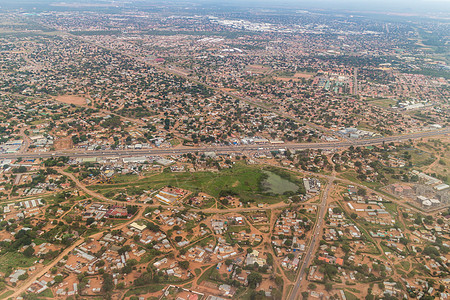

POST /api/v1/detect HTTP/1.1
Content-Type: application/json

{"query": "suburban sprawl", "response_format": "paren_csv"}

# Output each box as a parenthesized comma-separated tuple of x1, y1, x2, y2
(0, 1, 449, 300)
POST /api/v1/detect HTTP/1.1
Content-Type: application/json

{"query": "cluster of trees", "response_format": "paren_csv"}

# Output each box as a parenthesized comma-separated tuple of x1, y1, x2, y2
(43, 156, 69, 167)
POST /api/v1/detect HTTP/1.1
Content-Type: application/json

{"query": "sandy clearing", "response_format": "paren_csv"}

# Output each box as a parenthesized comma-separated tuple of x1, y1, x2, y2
(54, 95, 87, 106)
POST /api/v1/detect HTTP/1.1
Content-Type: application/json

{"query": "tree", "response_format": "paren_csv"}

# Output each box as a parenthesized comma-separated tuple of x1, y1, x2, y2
(102, 273, 114, 293)
(342, 244, 350, 253)
(18, 273, 29, 281)
(54, 275, 64, 283)
(274, 276, 283, 287)
(284, 239, 293, 247)
(116, 282, 125, 289)
(147, 222, 160, 232)
(118, 245, 131, 255)
(179, 261, 190, 270)
(332, 207, 342, 214)
(324, 264, 338, 277)
(325, 282, 333, 291)
(23, 246, 35, 257)
(96, 260, 105, 267)
(247, 272, 262, 288)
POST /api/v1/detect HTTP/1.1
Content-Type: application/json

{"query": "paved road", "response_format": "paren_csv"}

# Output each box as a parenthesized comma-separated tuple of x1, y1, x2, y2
(0, 128, 448, 160)
(288, 178, 334, 300)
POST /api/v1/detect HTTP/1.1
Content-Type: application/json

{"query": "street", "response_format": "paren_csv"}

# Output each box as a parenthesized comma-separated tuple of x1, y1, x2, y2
(0, 128, 448, 160)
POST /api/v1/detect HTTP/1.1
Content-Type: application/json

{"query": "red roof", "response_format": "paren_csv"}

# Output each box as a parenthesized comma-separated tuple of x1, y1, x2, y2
(318, 256, 330, 263)
(189, 294, 198, 300)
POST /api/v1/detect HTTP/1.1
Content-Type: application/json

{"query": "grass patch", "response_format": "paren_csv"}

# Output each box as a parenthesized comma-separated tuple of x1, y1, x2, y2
(344, 290, 359, 300)
(184, 283, 192, 289)
(170, 139, 181, 146)
(197, 265, 216, 284)
(400, 260, 410, 271)
(339, 170, 383, 190)
(286, 284, 294, 299)
(0, 252, 37, 273)
(403, 148, 435, 167)
(368, 98, 396, 108)
(90, 163, 290, 204)
(124, 284, 165, 297)
(112, 174, 140, 183)
(38, 288, 54, 298)
(346, 288, 361, 293)
(33, 238, 46, 245)
(284, 270, 297, 282)
(0, 290, 13, 299)
(228, 225, 251, 233)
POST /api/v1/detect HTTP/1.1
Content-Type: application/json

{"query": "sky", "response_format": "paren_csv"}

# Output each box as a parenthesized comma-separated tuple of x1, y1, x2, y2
(210, 0, 450, 13)
(2, 0, 449, 13)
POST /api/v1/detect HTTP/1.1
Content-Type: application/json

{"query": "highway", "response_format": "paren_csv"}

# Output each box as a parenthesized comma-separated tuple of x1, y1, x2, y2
(0, 128, 448, 160)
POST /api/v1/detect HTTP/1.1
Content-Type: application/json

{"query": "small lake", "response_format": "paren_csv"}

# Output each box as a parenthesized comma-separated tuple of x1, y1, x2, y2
(262, 170, 299, 194)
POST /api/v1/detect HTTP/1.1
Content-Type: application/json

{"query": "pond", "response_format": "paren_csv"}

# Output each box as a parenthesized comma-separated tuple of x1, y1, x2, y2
(261, 170, 299, 194)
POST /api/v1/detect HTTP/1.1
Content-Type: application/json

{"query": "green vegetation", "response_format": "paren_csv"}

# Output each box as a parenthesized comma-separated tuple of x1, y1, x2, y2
(197, 265, 216, 284)
(403, 148, 435, 167)
(368, 98, 397, 108)
(0, 290, 14, 299)
(124, 284, 165, 297)
(70, 30, 122, 36)
(143, 29, 258, 39)
(38, 288, 54, 298)
(112, 174, 140, 183)
(344, 290, 359, 300)
(0, 252, 36, 274)
(340, 170, 383, 189)
(91, 163, 294, 204)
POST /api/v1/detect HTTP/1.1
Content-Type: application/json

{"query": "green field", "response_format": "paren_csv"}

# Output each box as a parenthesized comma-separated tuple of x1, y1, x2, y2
(112, 174, 140, 183)
(124, 284, 165, 297)
(340, 170, 383, 189)
(0, 290, 13, 299)
(344, 290, 359, 300)
(38, 288, 54, 298)
(404, 148, 435, 167)
(368, 98, 397, 108)
(400, 260, 411, 271)
(0, 252, 37, 273)
(90, 163, 292, 204)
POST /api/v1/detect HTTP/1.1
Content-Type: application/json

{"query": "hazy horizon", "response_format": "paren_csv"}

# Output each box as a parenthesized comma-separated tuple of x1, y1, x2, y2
(1, 0, 449, 14)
